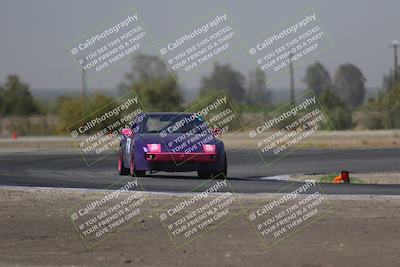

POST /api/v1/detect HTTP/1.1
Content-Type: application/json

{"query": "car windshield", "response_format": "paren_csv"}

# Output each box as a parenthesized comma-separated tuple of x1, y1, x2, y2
(143, 114, 206, 134)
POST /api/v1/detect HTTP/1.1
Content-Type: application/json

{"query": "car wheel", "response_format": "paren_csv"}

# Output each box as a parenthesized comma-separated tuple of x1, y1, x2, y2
(118, 149, 130, 175)
(130, 156, 145, 177)
(198, 155, 228, 179)
(212, 154, 228, 179)
(221, 154, 227, 178)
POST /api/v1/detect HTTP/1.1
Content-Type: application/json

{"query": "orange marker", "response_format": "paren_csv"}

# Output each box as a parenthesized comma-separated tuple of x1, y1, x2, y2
(333, 171, 350, 184)
(333, 174, 342, 184)
(11, 131, 17, 140)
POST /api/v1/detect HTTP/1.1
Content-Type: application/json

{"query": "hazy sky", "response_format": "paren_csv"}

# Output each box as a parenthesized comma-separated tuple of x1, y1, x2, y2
(0, 0, 399, 92)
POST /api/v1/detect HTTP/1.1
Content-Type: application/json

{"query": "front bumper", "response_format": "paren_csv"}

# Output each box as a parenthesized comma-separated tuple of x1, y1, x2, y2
(144, 152, 218, 162)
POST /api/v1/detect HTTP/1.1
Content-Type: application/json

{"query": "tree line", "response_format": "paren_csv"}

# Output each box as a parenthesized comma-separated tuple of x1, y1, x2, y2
(0, 54, 399, 135)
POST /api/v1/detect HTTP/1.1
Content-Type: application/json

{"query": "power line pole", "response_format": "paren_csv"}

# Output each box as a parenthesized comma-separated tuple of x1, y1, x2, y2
(389, 40, 399, 84)
(80, 58, 88, 115)
(289, 52, 295, 102)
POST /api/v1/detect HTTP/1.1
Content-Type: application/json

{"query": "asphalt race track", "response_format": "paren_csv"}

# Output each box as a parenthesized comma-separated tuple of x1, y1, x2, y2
(1, 148, 400, 195)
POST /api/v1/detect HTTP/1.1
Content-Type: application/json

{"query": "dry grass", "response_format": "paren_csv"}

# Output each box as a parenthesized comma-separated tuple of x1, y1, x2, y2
(1, 130, 400, 152)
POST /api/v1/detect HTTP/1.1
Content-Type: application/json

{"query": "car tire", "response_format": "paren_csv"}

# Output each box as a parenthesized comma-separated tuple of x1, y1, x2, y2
(198, 154, 228, 179)
(221, 154, 227, 178)
(118, 149, 130, 175)
(130, 156, 145, 177)
(212, 154, 228, 179)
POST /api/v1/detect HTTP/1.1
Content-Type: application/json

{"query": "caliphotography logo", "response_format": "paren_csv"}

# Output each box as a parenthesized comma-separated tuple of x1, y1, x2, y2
(1, 1, 400, 267)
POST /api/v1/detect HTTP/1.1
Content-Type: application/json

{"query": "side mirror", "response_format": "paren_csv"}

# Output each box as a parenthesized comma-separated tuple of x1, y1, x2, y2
(121, 128, 133, 138)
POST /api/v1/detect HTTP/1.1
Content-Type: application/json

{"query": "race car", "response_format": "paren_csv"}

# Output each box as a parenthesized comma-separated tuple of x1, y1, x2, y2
(118, 112, 227, 178)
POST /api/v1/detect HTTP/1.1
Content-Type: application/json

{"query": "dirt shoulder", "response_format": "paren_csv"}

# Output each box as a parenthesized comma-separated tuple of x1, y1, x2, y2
(1, 130, 400, 152)
(0, 187, 399, 267)
(291, 172, 400, 184)
(220, 130, 400, 150)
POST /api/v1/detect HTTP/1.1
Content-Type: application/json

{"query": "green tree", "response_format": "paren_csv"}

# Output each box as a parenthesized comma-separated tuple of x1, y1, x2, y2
(303, 62, 332, 97)
(382, 66, 400, 91)
(246, 69, 270, 106)
(319, 90, 352, 130)
(333, 64, 366, 107)
(0, 86, 4, 111)
(55, 96, 85, 133)
(56, 93, 116, 134)
(380, 84, 400, 128)
(132, 76, 183, 111)
(0, 75, 39, 115)
(200, 62, 245, 103)
(119, 54, 183, 111)
(120, 54, 170, 90)
(366, 83, 400, 129)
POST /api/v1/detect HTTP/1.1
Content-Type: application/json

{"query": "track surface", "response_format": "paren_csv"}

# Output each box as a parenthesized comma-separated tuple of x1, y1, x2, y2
(1, 148, 400, 195)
